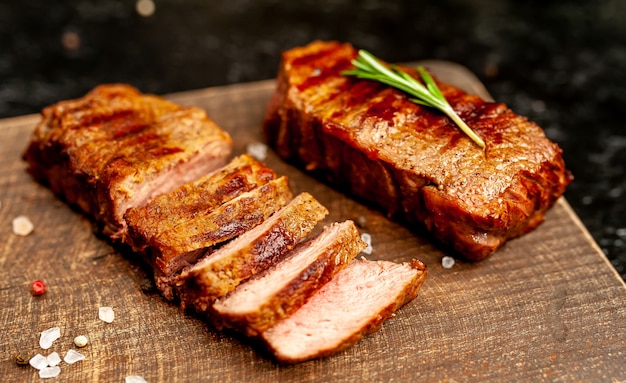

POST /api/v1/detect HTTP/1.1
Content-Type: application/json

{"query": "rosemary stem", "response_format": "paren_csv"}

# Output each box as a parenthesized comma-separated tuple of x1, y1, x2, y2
(443, 107, 486, 149)
(343, 49, 487, 150)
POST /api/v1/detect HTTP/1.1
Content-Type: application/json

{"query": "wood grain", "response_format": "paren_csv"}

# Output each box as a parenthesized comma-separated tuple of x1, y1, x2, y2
(1, 62, 625, 383)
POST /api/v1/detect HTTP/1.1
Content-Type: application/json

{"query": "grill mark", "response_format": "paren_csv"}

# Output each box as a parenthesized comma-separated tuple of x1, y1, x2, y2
(363, 93, 397, 126)
(296, 60, 353, 92)
(291, 45, 349, 67)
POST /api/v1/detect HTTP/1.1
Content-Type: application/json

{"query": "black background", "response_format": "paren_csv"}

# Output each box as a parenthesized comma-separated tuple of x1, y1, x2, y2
(2, 0, 625, 279)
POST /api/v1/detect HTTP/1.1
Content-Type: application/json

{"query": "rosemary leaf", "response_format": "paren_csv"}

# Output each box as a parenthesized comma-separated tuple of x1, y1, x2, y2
(342, 49, 486, 149)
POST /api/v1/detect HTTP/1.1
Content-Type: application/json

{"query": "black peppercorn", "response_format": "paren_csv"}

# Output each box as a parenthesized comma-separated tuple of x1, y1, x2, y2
(14, 352, 30, 366)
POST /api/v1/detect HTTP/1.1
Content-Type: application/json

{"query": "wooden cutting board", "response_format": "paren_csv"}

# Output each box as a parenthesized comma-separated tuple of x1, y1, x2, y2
(1, 61, 625, 383)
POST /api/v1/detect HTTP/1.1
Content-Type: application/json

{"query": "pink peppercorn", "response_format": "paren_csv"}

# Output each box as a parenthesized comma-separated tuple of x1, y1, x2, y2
(30, 280, 46, 296)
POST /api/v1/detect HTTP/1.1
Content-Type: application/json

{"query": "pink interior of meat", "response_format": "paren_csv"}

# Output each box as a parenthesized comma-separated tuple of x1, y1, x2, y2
(116, 140, 231, 221)
(188, 193, 305, 275)
(262, 259, 417, 358)
(214, 222, 347, 314)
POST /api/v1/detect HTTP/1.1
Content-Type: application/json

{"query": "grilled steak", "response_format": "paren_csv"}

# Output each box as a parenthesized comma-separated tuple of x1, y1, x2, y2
(124, 154, 277, 254)
(132, 176, 294, 299)
(261, 258, 427, 364)
(24, 84, 232, 238)
(263, 41, 572, 260)
(212, 220, 365, 336)
(176, 192, 328, 312)
(25, 81, 430, 364)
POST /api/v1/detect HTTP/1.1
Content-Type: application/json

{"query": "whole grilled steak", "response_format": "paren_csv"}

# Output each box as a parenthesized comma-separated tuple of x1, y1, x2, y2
(176, 192, 329, 312)
(213, 220, 365, 336)
(263, 41, 572, 260)
(24, 84, 232, 238)
(261, 258, 427, 364)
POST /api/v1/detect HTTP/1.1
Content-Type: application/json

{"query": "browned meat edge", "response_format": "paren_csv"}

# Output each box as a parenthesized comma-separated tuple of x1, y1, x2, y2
(176, 192, 329, 312)
(212, 220, 366, 336)
(23, 84, 233, 238)
(124, 154, 277, 254)
(149, 176, 294, 300)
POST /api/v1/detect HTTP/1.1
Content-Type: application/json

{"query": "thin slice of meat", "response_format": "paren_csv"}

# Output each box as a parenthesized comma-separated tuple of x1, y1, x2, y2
(23, 84, 232, 238)
(263, 41, 572, 260)
(145, 176, 294, 300)
(124, 154, 277, 253)
(176, 192, 329, 312)
(261, 258, 427, 364)
(212, 220, 366, 336)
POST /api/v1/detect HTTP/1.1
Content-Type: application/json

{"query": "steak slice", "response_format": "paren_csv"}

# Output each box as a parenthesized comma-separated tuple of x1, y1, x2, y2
(212, 220, 365, 336)
(23, 84, 232, 238)
(176, 192, 329, 312)
(142, 176, 293, 300)
(263, 40, 572, 260)
(124, 154, 277, 254)
(261, 258, 427, 364)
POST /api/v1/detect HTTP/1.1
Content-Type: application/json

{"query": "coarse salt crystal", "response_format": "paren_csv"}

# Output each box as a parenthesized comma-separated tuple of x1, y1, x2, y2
(46, 352, 61, 366)
(64, 349, 86, 364)
(39, 365, 61, 379)
(29, 353, 48, 370)
(246, 142, 268, 161)
(126, 375, 148, 383)
(442, 256, 455, 269)
(99, 306, 115, 323)
(39, 327, 61, 349)
(360, 233, 373, 255)
(12, 215, 34, 236)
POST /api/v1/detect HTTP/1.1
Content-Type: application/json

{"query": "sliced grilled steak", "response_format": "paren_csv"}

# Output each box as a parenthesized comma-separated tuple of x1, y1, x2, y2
(25, 81, 430, 365)
(261, 258, 427, 364)
(139, 176, 294, 299)
(263, 41, 572, 260)
(124, 154, 277, 253)
(176, 192, 329, 312)
(212, 220, 365, 336)
(24, 84, 232, 238)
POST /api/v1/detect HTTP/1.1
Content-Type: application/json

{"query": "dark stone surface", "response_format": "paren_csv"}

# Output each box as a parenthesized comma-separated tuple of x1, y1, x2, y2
(2, 0, 625, 279)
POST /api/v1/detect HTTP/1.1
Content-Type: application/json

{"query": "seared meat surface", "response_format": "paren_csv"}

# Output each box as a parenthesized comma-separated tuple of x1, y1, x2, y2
(212, 220, 365, 336)
(176, 192, 328, 312)
(261, 258, 427, 364)
(24, 84, 232, 237)
(124, 154, 277, 254)
(263, 41, 572, 260)
(131, 176, 294, 300)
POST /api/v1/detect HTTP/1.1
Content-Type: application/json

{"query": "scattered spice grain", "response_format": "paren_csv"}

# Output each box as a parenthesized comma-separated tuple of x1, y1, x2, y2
(442, 256, 455, 269)
(30, 279, 46, 296)
(39, 327, 61, 350)
(98, 306, 115, 323)
(73, 335, 88, 348)
(360, 233, 373, 255)
(29, 353, 48, 370)
(14, 352, 30, 365)
(46, 352, 61, 367)
(126, 375, 148, 383)
(39, 365, 61, 379)
(12, 215, 34, 236)
(63, 349, 85, 364)
(246, 142, 268, 161)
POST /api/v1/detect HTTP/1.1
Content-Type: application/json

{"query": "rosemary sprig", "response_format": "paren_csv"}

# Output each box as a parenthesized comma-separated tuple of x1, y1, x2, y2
(342, 49, 486, 149)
